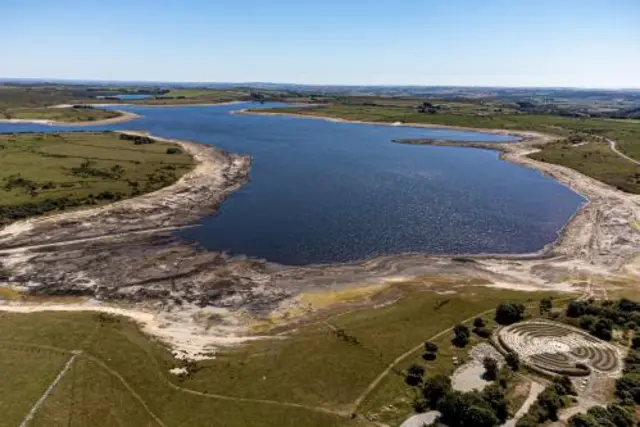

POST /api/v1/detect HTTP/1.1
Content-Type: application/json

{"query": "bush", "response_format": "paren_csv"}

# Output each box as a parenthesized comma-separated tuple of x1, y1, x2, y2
(405, 364, 425, 386)
(505, 352, 520, 371)
(474, 317, 486, 328)
(452, 324, 470, 347)
(483, 357, 499, 381)
(422, 352, 437, 361)
(495, 303, 525, 325)
(166, 147, 182, 154)
(473, 326, 492, 338)
(424, 341, 439, 353)
(539, 297, 553, 314)
(422, 374, 452, 409)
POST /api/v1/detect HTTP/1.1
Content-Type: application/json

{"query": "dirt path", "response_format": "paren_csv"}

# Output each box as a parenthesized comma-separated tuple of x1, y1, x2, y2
(501, 380, 544, 427)
(352, 307, 498, 411)
(353, 296, 575, 414)
(19, 352, 79, 427)
(606, 138, 640, 166)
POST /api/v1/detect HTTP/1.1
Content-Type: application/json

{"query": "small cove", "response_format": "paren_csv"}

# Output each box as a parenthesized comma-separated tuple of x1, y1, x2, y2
(0, 102, 585, 265)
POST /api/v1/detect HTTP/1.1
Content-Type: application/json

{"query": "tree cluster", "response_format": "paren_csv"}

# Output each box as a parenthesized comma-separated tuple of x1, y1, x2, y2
(423, 341, 438, 361)
(473, 317, 493, 338)
(566, 298, 640, 341)
(568, 404, 635, 427)
(616, 345, 640, 404)
(515, 376, 576, 427)
(417, 374, 509, 427)
(119, 134, 156, 145)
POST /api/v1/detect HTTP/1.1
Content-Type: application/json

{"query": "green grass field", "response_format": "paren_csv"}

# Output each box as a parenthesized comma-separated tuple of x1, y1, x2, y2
(2, 107, 121, 122)
(126, 89, 249, 105)
(0, 287, 559, 426)
(256, 105, 640, 193)
(0, 132, 194, 225)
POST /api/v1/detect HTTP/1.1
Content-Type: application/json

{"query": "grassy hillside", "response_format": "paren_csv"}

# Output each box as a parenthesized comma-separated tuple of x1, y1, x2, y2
(2, 107, 122, 123)
(0, 286, 559, 426)
(256, 105, 640, 193)
(0, 132, 194, 225)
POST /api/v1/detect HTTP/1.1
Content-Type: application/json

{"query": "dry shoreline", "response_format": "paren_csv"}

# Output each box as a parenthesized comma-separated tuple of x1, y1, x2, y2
(0, 109, 638, 358)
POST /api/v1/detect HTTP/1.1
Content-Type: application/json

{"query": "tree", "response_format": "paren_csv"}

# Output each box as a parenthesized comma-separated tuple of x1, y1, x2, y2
(537, 388, 563, 421)
(424, 341, 439, 353)
(406, 364, 425, 386)
(552, 375, 577, 396)
(466, 405, 499, 427)
(505, 352, 520, 371)
(615, 374, 640, 403)
(422, 374, 452, 409)
(568, 413, 600, 427)
(483, 383, 509, 422)
(540, 297, 553, 314)
(483, 357, 499, 381)
(452, 324, 470, 347)
(592, 318, 614, 341)
(602, 405, 634, 427)
(567, 300, 589, 317)
(474, 317, 486, 328)
(495, 303, 525, 325)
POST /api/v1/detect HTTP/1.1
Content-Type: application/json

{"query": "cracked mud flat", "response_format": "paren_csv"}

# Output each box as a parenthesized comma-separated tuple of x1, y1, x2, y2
(1, 123, 639, 359)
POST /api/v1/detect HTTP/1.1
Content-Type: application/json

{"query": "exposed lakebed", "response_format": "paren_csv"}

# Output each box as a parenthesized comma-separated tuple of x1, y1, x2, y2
(0, 102, 584, 265)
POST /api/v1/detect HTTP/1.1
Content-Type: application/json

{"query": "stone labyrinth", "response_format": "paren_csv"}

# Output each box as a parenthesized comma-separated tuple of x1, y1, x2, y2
(498, 321, 623, 376)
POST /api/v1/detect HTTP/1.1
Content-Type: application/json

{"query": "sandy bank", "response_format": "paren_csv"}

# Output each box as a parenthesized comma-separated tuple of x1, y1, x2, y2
(0, 109, 141, 126)
(0, 300, 268, 360)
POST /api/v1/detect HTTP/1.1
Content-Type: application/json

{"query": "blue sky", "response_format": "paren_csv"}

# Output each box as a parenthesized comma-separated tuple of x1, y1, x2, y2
(1, 0, 639, 87)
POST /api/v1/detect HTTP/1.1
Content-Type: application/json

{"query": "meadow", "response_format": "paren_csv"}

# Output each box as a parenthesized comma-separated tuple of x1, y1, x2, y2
(0, 132, 194, 225)
(0, 285, 560, 426)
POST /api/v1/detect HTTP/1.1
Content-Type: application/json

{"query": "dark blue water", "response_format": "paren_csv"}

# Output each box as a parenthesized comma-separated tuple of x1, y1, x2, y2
(0, 103, 584, 265)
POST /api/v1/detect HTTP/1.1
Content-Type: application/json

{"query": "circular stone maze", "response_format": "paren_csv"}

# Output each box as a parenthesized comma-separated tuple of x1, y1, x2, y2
(497, 320, 623, 376)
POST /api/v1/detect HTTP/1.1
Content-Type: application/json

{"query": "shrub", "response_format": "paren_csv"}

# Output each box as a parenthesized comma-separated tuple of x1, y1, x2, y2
(424, 341, 439, 353)
(505, 352, 520, 371)
(166, 147, 182, 154)
(483, 357, 499, 381)
(474, 317, 486, 328)
(452, 324, 470, 347)
(474, 326, 492, 338)
(495, 303, 525, 325)
(422, 352, 437, 361)
(406, 364, 424, 386)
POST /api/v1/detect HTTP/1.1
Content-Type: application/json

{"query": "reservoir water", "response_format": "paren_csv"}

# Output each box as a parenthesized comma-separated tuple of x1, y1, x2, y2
(0, 102, 585, 265)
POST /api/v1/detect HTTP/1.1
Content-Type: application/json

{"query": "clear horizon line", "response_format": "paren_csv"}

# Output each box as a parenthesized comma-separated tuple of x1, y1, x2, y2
(1, 76, 639, 91)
